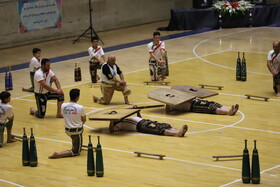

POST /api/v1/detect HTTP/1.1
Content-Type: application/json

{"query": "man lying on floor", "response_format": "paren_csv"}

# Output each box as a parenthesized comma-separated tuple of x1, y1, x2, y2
(109, 116, 188, 137)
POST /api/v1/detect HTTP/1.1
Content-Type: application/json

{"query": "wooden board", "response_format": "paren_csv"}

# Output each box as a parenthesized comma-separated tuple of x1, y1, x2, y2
(88, 108, 141, 121)
(171, 85, 218, 99)
(245, 94, 269, 101)
(148, 88, 195, 106)
(144, 81, 170, 85)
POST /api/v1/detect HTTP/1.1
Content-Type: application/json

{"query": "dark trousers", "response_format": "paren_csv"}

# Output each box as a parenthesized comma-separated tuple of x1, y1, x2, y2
(34, 92, 64, 118)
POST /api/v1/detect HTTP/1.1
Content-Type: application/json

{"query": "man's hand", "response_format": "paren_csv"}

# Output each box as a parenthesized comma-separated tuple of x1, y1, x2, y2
(272, 70, 279, 77)
(119, 80, 126, 85)
(159, 60, 166, 66)
(56, 89, 63, 95)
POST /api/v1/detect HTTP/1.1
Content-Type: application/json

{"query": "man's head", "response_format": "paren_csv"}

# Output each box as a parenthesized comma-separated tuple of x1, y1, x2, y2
(0, 91, 11, 103)
(153, 31, 161, 45)
(70, 88, 80, 102)
(273, 41, 280, 53)
(41, 58, 51, 72)
(33, 48, 41, 59)
(107, 55, 116, 66)
(91, 36, 99, 48)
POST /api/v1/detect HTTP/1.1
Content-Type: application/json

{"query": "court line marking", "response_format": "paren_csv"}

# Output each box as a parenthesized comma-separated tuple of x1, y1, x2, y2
(10, 48, 227, 100)
(2, 27, 278, 186)
(83, 101, 280, 135)
(14, 90, 280, 134)
(142, 113, 280, 134)
(15, 97, 99, 110)
(9, 133, 240, 172)
(220, 164, 280, 187)
(0, 179, 25, 187)
(127, 83, 280, 102)
(3, 29, 278, 185)
(192, 28, 272, 76)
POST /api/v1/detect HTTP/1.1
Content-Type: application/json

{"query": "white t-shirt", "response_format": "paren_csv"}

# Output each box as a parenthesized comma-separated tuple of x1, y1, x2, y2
(62, 102, 86, 129)
(0, 102, 13, 123)
(115, 117, 142, 131)
(267, 50, 280, 71)
(34, 69, 55, 94)
(147, 41, 166, 60)
(29, 57, 41, 72)
(88, 46, 105, 61)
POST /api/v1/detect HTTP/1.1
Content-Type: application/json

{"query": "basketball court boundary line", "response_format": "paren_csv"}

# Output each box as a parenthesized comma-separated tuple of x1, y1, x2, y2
(8, 133, 241, 172)
(220, 164, 280, 187)
(193, 27, 272, 76)
(0, 179, 25, 187)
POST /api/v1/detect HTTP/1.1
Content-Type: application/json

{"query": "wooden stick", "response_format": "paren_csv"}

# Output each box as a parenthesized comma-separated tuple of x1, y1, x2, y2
(245, 94, 269, 101)
(144, 81, 170, 85)
(11, 133, 28, 139)
(134, 151, 166, 160)
(127, 104, 164, 109)
(199, 84, 223, 90)
(212, 155, 242, 161)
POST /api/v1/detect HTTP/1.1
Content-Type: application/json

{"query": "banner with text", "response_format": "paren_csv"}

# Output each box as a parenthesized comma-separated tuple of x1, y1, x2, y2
(18, 0, 62, 33)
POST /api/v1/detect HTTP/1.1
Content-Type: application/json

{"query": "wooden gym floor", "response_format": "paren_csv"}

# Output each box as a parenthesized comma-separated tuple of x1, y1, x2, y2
(0, 21, 280, 187)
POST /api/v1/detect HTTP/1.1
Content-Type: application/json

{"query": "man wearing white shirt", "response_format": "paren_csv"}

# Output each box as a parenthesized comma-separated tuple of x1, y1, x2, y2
(93, 55, 131, 105)
(22, 48, 41, 92)
(30, 58, 64, 118)
(88, 37, 106, 83)
(110, 116, 188, 137)
(49, 89, 86, 159)
(147, 31, 166, 81)
(267, 41, 280, 97)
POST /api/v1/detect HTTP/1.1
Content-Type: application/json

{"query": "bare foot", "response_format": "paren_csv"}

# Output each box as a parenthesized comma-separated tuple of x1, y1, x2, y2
(276, 93, 280, 97)
(56, 114, 64, 118)
(48, 152, 59, 159)
(30, 107, 35, 115)
(229, 104, 239, 116)
(7, 139, 17, 143)
(177, 125, 188, 137)
(93, 95, 98, 103)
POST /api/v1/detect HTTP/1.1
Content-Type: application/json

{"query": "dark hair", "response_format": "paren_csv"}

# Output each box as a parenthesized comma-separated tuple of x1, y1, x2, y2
(0, 91, 11, 102)
(91, 36, 99, 42)
(70, 89, 80, 101)
(33, 48, 41, 55)
(41, 58, 50, 66)
(153, 31, 161, 37)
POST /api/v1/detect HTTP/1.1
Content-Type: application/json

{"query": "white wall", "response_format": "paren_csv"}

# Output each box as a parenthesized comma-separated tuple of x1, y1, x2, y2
(0, 0, 192, 49)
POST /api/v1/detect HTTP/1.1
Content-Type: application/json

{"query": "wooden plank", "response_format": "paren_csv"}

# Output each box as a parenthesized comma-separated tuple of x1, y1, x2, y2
(11, 134, 29, 140)
(134, 151, 166, 160)
(88, 108, 141, 121)
(148, 88, 195, 106)
(144, 81, 170, 85)
(245, 94, 269, 101)
(172, 85, 218, 98)
(199, 84, 223, 90)
(127, 104, 164, 109)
